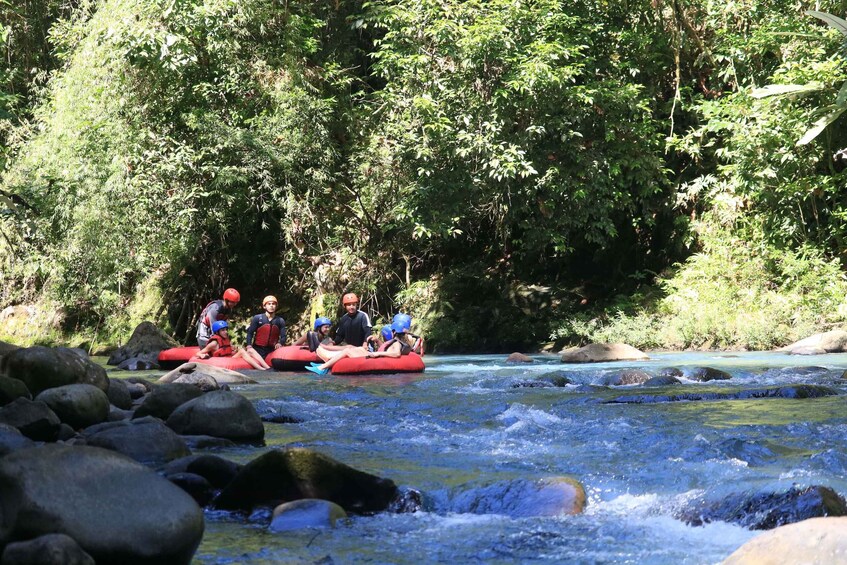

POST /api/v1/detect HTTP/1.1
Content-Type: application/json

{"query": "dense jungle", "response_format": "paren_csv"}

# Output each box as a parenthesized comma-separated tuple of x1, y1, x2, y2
(3, 0, 847, 352)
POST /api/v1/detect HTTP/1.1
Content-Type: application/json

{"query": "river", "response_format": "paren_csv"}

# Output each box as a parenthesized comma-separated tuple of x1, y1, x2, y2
(138, 351, 847, 564)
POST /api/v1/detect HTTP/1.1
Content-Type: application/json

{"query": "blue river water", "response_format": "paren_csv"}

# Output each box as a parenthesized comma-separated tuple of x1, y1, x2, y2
(160, 351, 847, 564)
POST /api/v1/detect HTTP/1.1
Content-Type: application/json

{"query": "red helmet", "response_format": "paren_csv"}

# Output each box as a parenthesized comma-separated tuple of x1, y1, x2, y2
(223, 288, 241, 303)
(342, 293, 359, 305)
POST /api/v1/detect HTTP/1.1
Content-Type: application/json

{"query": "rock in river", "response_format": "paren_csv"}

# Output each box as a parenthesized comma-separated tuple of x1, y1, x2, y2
(35, 384, 110, 430)
(133, 383, 203, 421)
(0, 533, 95, 565)
(723, 516, 847, 564)
(561, 343, 649, 363)
(213, 447, 399, 514)
(270, 499, 348, 532)
(166, 390, 264, 443)
(2, 346, 108, 396)
(0, 444, 204, 564)
(80, 416, 190, 466)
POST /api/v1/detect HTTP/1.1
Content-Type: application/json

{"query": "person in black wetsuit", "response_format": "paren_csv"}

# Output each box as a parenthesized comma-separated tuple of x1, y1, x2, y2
(332, 292, 376, 348)
(243, 295, 285, 369)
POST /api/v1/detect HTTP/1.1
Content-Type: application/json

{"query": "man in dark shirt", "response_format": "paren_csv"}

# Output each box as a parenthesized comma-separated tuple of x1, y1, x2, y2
(333, 293, 375, 348)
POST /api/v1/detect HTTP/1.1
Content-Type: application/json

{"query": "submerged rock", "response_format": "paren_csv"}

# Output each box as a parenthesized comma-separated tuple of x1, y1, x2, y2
(505, 352, 533, 363)
(687, 366, 732, 381)
(166, 472, 215, 507)
(561, 343, 648, 363)
(723, 516, 847, 564)
(596, 369, 652, 386)
(0, 444, 204, 564)
(269, 499, 348, 531)
(677, 485, 847, 530)
(605, 384, 839, 404)
(213, 447, 398, 514)
(116, 357, 160, 371)
(642, 375, 681, 387)
(450, 477, 586, 517)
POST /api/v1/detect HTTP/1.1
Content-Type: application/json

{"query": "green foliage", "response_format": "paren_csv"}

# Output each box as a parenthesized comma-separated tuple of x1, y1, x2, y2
(553, 215, 847, 350)
(4, 0, 847, 352)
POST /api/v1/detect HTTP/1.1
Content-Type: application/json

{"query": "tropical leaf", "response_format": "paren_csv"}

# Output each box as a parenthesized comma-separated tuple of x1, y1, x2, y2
(806, 10, 847, 37)
(836, 81, 847, 106)
(796, 106, 847, 146)
(751, 83, 823, 99)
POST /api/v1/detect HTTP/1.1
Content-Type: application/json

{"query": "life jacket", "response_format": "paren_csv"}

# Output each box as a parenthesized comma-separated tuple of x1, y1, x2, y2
(208, 334, 233, 357)
(254, 322, 280, 348)
(383, 337, 412, 356)
(200, 300, 229, 328)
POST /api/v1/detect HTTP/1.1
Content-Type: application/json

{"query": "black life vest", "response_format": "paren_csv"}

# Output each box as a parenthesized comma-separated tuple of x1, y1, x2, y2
(254, 323, 280, 348)
(208, 334, 233, 357)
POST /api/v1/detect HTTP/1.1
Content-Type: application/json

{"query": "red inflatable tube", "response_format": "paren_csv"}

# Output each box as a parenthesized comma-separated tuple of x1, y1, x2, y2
(157, 346, 201, 370)
(266, 346, 321, 371)
(190, 356, 255, 371)
(331, 353, 425, 376)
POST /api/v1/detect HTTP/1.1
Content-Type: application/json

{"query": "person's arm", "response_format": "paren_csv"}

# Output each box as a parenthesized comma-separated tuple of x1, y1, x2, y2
(206, 303, 221, 328)
(333, 318, 346, 345)
(293, 333, 307, 346)
(196, 340, 218, 359)
(245, 315, 260, 349)
(361, 313, 375, 347)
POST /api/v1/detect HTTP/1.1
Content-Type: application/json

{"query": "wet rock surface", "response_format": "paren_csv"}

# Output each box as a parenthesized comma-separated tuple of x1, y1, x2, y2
(0, 444, 204, 564)
(605, 384, 839, 404)
(35, 384, 110, 430)
(166, 390, 264, 442)
(2, 346, 108, 395)
(213, 447, 399, 514)
(80, 416, 191, 466)
(677, 485, 847, 530)
(133, 383, 203, 421)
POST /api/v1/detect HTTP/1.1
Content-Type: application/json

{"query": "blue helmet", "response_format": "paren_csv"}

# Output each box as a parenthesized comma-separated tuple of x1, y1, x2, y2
(314, 316, 332, 330)
(390, 320, 407, 334)
(380, 325, 393, 341)
(211, 320, 228, 333)
(392, 313, 412, 331)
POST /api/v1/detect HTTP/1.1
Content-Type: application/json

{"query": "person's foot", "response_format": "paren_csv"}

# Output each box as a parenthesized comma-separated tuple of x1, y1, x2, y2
(306, 365, 329, 375)
(308, 362, 322, 367)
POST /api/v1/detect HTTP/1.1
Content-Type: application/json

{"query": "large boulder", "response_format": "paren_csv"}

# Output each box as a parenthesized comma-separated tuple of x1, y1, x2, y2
(158, 363, 257, 386)
(133, 383, 203, 421)
(166, 390, 264, 442)
(2, 346, 108, 396)
(107, 321, 176, 367)
(116, 357, 160, 371)
(677, 485, 847, 530)
(0, 444, 204, 564)
(780, 330, 847, 354)
(35, 384, 110, 430)
(0, 533, 95, 565)
(723, 516, 847, 564)
(80, 416, 191, 466)
(0, 398, 61, 441)
(269, 499, 348, 532)
(0, 375, 31, 406)
(213, 447, 399, 514)
(561, 343, 649, 363)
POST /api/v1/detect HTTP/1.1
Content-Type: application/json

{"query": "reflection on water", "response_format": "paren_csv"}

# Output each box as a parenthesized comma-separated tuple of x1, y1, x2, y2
(139, 351, 847, 564)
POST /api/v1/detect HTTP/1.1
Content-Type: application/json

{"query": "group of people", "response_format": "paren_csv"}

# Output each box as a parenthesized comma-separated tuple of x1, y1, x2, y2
(194, 289, 423, 372)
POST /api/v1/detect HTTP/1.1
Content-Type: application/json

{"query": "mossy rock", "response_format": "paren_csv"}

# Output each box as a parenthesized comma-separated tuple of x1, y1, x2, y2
(213, 447, 398, 514)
